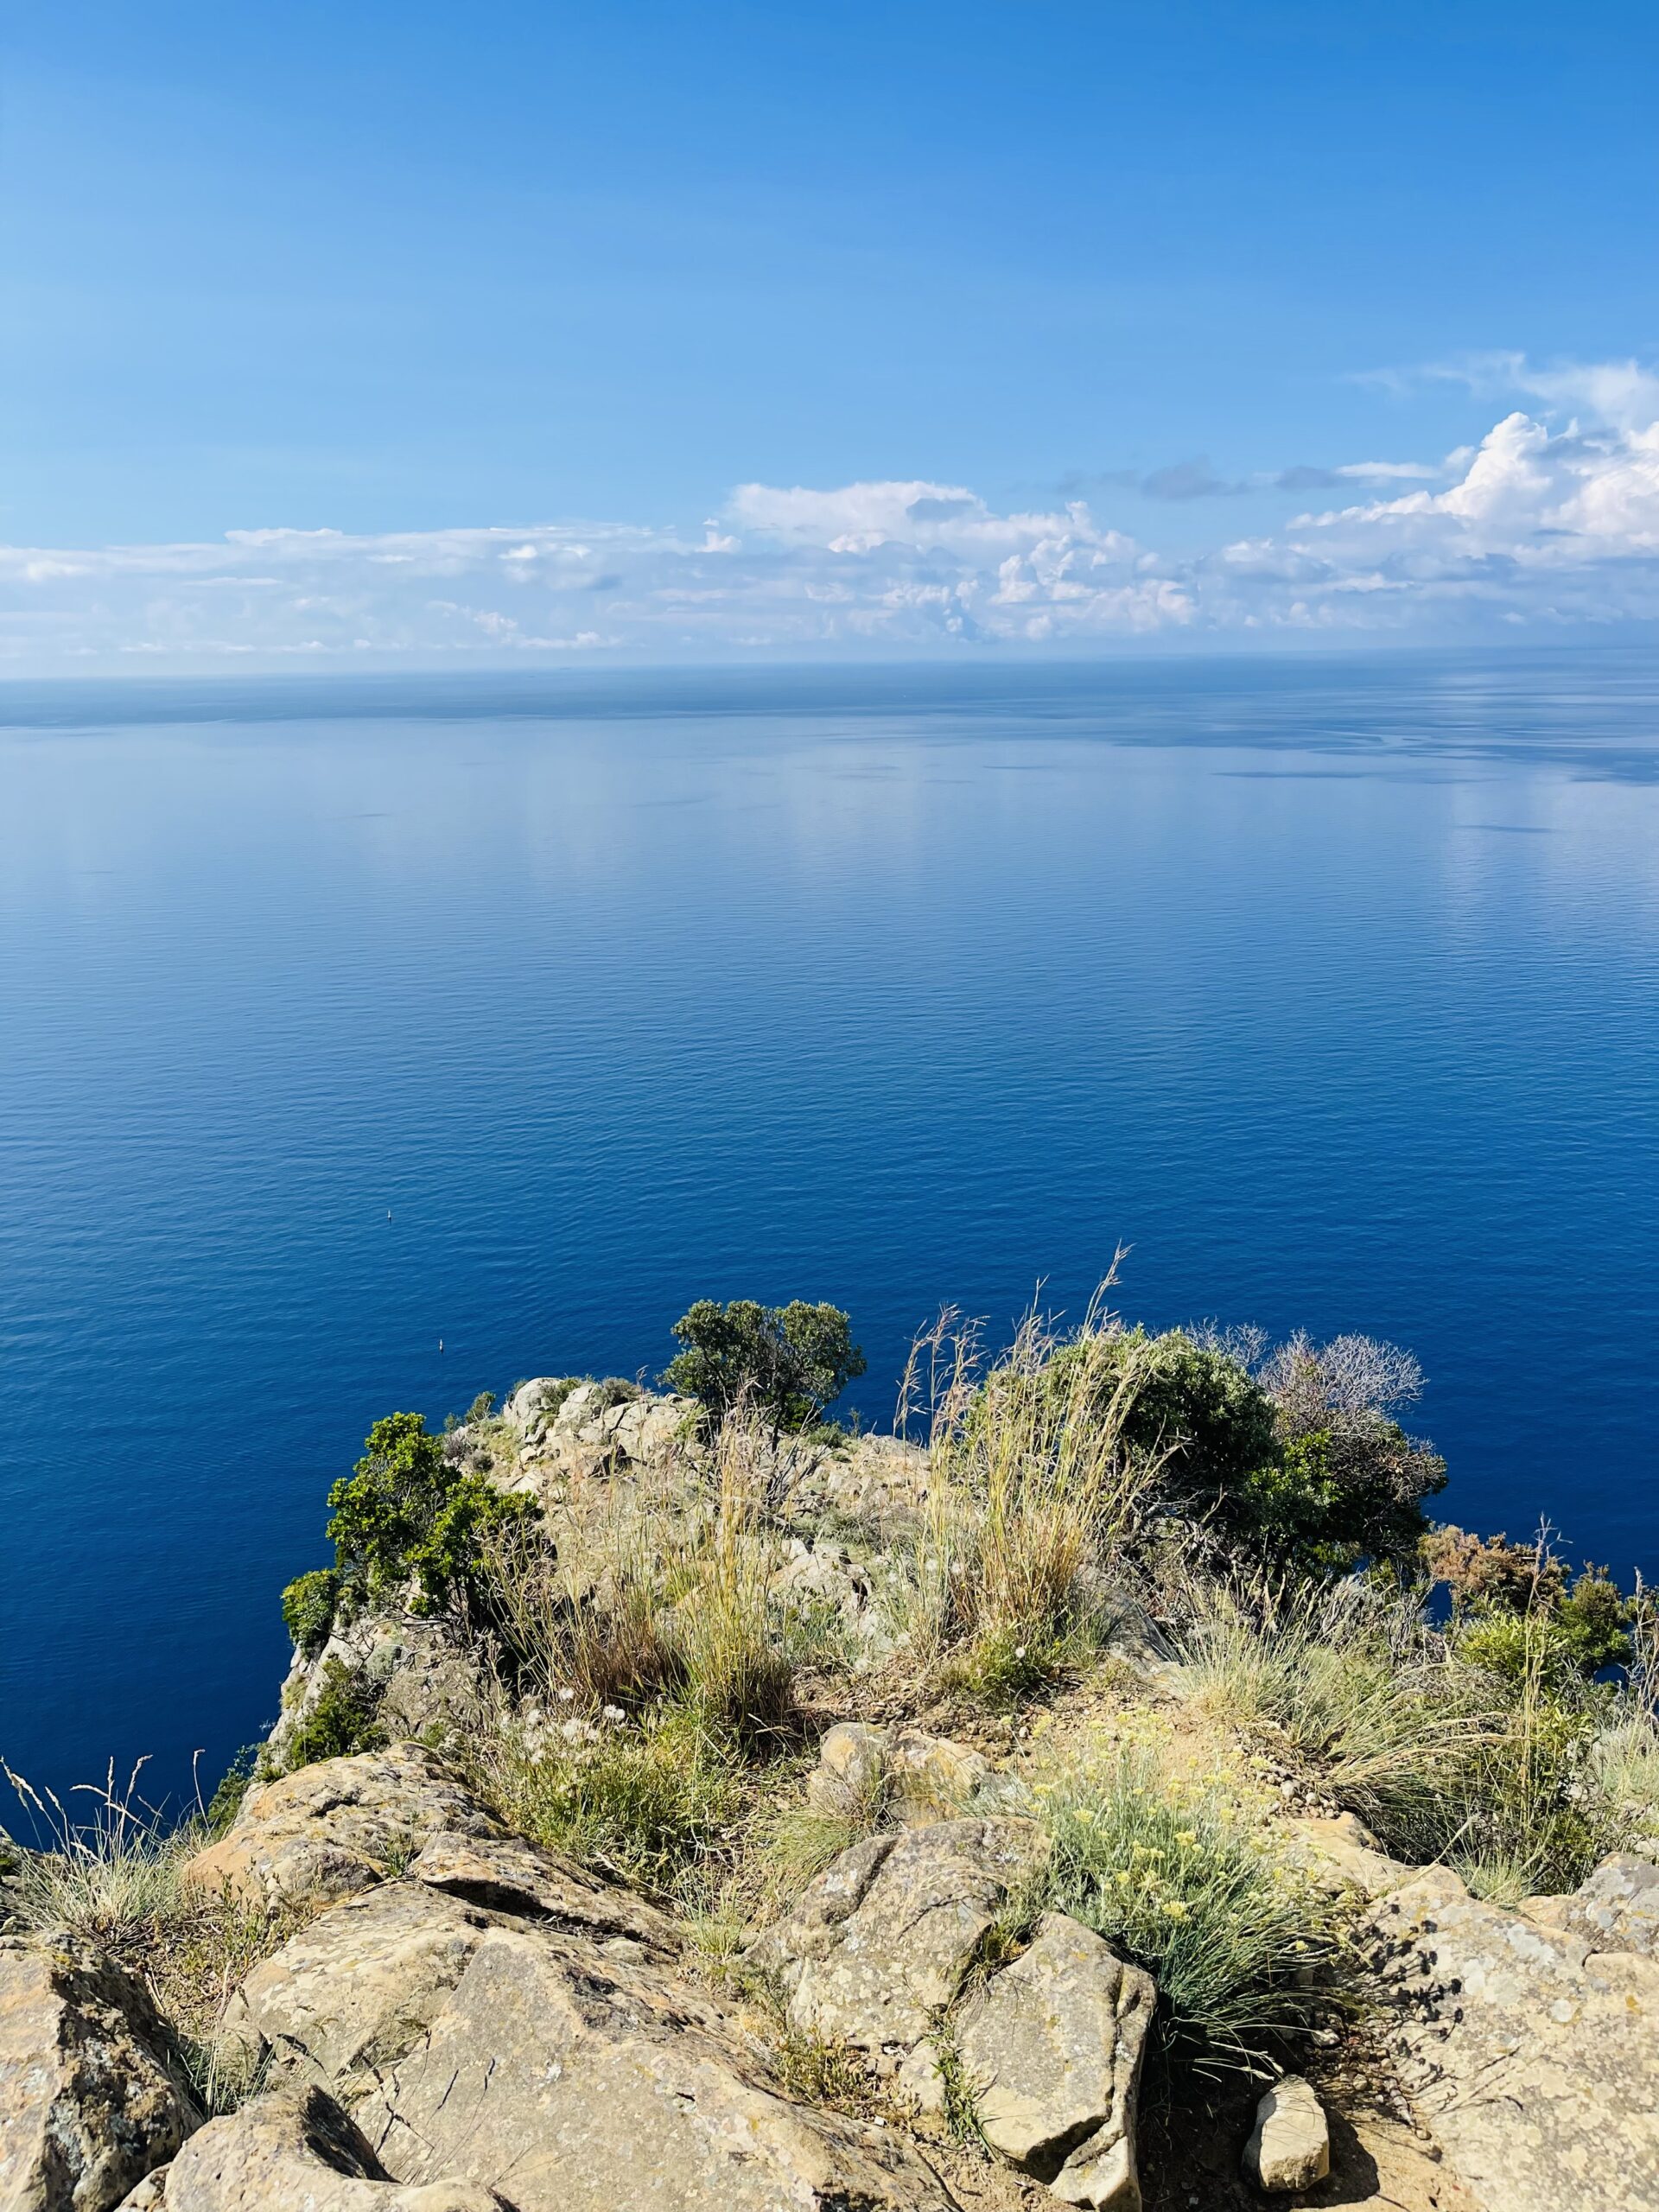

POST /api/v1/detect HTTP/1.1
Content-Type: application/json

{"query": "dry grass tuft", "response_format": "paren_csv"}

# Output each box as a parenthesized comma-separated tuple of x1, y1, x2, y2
(897, 1268, 1160, 1700)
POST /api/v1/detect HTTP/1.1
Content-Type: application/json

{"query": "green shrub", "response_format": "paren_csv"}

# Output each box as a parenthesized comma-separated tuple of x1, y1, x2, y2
(665, 1300, 866, 1433)
(280, 1568, 340, 1657)
(1427, 1527, 1633, 1683)
(283, 1660, 386, 1771)
(1004, 1325, 1440, 1574)
(325, 1410, 540, 1618)
(204, 1745, 261, 1834)
(1036, 1748, 1338, 2072)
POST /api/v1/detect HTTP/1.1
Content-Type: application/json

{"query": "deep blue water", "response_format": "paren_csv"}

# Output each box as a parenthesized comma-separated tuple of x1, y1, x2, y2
(3, 654, 1657, 1810)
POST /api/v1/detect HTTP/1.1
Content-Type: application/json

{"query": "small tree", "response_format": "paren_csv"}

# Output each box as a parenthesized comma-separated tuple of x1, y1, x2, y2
(664, 1299, 866, 1432)
(321, 1409, 539, 1618)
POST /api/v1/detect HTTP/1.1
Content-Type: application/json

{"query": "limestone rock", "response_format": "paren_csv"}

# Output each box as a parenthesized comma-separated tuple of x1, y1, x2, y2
(1242, 2075, 1330, 2193)
(771, 1539, 896, 1656)
(791, 1434, 931, 1528)
(352, 1922, 956, 2210)
(1281, 1813, 1414, 1901)
(220, 1882, 507, 2104)
(111, 2170, 169, 2210)
(955, 1911, 1153, 2209)
(804, 1724, 1028, 1828)
(1522, 1850, 1659, 1958)
(0, 1930, 195, 2212)
(267, 1616, 487, 1775)
(753, 1817, 1048, 2075)
(157, 2084, 501, 2212)
(1370, 1864, 1659, 2211)
(804, 1723, 891, 1820)
(406, 1827, 672, 1948)
(181, 1745, 499, 1910)
(886, 1728, 1029, 1824)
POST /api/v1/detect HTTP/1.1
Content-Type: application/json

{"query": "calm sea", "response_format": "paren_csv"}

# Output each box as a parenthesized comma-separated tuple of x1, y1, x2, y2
(3, 655, 1656, 1808)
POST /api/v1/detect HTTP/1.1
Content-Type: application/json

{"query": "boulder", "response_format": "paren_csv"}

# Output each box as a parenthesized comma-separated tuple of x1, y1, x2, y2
(1370, 1864, 1659, 2211)
(954, 1912, 1153, 2209)
(181, 1745, 499, 1911)
(351, 1922, 956, 2210)
(112, 2171, 169, 2210)
(1280, 1813, 1414, 1901)
(885, 1729, 1029, 1825)
(753, 1817, 1049, 2078)
(155, 2084, 501, 2212)
(804, 1723, 891, 1821)
(0, 1930, 195, 2212)
(1242, 2075, 1330, 2193)
(1522, 1851, 1659, 1958)
(803, 1725, 1028, 1828)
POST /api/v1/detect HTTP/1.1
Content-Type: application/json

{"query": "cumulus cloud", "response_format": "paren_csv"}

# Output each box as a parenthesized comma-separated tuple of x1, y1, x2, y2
(6, 363, 1659, 664)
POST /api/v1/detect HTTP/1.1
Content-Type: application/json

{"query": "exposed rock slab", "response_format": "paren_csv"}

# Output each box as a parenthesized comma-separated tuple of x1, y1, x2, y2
(224, 1832, 676, 2103)
(1370, 1863, 1659, 2212)
(754, 1817, 1049, 2076)
(955, 1911, 1152, 2209)
(0, 1930, 194, 2212)
(220, 1883, 507, 2105)
(352, 1923, 957, 2210)
(1242, 2075, 1330, 2193)
(406, 1827, 671, 1948)
(154, 2084, 501, 2212)
(181, 1745, 499, 1910)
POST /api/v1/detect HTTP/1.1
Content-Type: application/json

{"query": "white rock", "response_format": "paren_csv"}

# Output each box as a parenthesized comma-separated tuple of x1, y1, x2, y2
(1243, 2075, 1330, 2193)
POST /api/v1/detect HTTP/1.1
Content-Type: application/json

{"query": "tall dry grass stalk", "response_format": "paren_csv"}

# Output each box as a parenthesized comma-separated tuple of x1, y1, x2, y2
(897, 1268, 1162, 1692)
(480, 1400, 800, 1739)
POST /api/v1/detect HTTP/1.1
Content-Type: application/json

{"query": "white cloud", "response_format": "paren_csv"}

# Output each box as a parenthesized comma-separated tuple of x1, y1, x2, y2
(7, 365, 1659, 665)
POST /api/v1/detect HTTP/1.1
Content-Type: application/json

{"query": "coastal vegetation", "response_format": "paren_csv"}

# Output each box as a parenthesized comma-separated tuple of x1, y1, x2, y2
(9, 1276, 1658, 2209)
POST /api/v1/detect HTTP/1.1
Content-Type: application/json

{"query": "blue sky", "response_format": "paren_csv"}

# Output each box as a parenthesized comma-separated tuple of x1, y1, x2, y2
(5, 2, 1659, 664)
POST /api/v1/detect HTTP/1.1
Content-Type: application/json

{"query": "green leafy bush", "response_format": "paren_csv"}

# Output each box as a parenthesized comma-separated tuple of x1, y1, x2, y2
(665, 1300, 866, 1432)
(325, 1410, 540, 1618)
(283, 1660, 386, 1771)
(1426, 1526, 1634, 1681)
(280, 1568, 340, 1656)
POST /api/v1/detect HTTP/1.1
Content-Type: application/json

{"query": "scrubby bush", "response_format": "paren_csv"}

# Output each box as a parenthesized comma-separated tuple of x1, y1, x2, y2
(325, 1410, 540, 1618)
(280, 1567, 340, 1657)
(282, 1659, 386, 1771)
(666, 1300, 866, 1433)
(1425, 1524, 1633, 1682)
(971, 1319, 1444, 1578)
